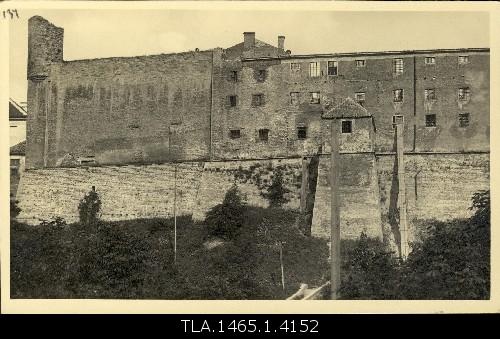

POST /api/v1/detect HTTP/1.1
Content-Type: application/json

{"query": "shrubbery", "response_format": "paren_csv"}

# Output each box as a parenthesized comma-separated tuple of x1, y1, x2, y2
(340, 190, 490, 300)
(261, 168, 290, 207)
(205, 184, 246, 240)
(78, 188, 101, 226)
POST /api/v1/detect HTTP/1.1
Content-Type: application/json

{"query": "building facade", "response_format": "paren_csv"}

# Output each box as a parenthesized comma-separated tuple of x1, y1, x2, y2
(26, 16, 489, 170)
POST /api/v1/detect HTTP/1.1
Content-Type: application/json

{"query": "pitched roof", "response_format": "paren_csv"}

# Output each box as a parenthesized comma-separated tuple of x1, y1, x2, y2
(10, 140, 26, 156)
(9, 99, 27, 120)
(224, 39, 281, 59)
(322, 97, 371, 119)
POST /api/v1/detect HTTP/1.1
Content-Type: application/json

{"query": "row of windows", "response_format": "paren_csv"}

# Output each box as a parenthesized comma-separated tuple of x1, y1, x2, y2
(227, 56, 472, 82)
(228, 113, 471, 142)
(291, 55, 471, 78)
(228, 87, 471, 108)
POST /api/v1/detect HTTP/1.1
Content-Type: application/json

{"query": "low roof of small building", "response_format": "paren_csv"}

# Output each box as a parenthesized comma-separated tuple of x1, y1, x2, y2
(322, 97, 371, 119)
(10, 140, 26, 156)
(9, 98, 27, 120)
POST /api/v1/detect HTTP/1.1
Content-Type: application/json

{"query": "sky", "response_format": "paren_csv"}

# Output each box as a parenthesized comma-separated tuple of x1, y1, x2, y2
(9, 9, 490, 103)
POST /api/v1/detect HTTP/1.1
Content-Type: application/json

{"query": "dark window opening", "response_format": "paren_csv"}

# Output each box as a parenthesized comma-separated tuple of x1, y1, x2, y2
(393, 89, 404, 102)
(259, 129, 269, 142)
(425, 114, 436, 127)
(297, 126, 307, 140)
(356, 60, 366, 68)
(230, 129, 241, 139)
(229, 95, 237, 107)
(290, 92, 299, 105)
(252, 94, 264, 106)
(458, 87, 471, 101)
(459, 113, 470, 127)
(328, 61, 338, 76)
(341, 120, 353, 134)
(230, 71, 238, 82)
(257, 70, 266, 82)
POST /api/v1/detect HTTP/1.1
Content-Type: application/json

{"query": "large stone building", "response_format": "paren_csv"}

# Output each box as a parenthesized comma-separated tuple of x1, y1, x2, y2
(18, 16, 490, 250)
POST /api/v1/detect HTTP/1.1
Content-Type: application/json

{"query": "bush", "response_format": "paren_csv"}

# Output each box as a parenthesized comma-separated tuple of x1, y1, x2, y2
(340, 233, 401, 299)
(261, 168, 290, 207)
(78, 188, 101, 226)
(204, 184, 246, 240)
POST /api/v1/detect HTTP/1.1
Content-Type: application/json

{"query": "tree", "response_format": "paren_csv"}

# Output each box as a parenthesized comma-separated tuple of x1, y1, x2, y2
(205, 184, 246, 240)
(78, 188, 101, 226)
(262, 168, 290, 207)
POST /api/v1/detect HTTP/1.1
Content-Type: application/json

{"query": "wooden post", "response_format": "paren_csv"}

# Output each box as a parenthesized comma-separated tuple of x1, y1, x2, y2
(174, 165, 177, 264)
(279, 242, 285, 293)
(396, 122, 409, 260)
(330, 121, 341, 299)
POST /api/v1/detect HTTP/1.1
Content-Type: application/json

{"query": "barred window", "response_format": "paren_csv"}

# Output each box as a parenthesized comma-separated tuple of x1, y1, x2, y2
(425, 57, 436, 65)
(290, 92, 299, 105)
(356, 60, 366, 68)
(310, 92, 320, 104)
(355, 92, 365, 107)
(290, 63, 301, 72)
(328, 61, 338, 76)
(229, 71, 238, 82)
(309, 62, 320, 77)
(458, 87, 471, 101)
(393, 89, 404, 102)
(459, 113, 470, 127)
(229, 95, 237, 107)
(393, 58, 404, 74)
(259, 129, 269, 142)
(230, 129, 241, 139)
(424, 89, 436, 101)
(425, 114, 436, 127)
(458, 56, 469, 65)
(257, 69, 266, 82)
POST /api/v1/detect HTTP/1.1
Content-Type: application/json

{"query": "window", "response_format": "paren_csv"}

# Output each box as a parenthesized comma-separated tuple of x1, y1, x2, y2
(341, 120, 353, 134)
(458, 87, 470, 101)
(424, 88, 436, 101)
(309, 62, 320, 77)
(229, 95, 237, 107)
(310, 92, 320, 104)
(354, 92, 366, 107)
(290, 92, 299, 105)
(356, 60, 366, 68)
(252, 94, 264, 106)
(328, 61, 338, 76)
(425, 114, 436, 127)
(10, 158, 20, 168)
(297, 126, 307, 139)
(229, 71, 238, 82)
(393, 58, 404, 74)
(458, 56, 469, 65)
(425, 57, 436, 65)
(459, 113, 470, 127)
(257, 69, 266, 82)
(290, 63, 301, 72)
(259, 129, 269, 142)
(230, 129, 241, 139)
(393, 89, 404, 102)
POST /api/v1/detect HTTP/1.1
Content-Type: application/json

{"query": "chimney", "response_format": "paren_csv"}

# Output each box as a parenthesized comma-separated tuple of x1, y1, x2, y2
(243, 32, 255, 49)
(278, 35, 285, 51)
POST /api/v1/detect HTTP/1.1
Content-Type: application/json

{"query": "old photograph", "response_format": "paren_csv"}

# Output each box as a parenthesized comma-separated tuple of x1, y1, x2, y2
(3, 2, 493, 306)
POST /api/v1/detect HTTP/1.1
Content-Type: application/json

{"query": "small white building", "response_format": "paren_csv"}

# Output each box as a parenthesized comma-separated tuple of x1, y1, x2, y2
(9, 99, 27, 198)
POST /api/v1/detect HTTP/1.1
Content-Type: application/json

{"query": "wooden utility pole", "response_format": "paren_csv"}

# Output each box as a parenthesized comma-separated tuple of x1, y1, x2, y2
(395, 120, 409, 260)
(174, 165, 178, 264)
(330, 121, 341, 299)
